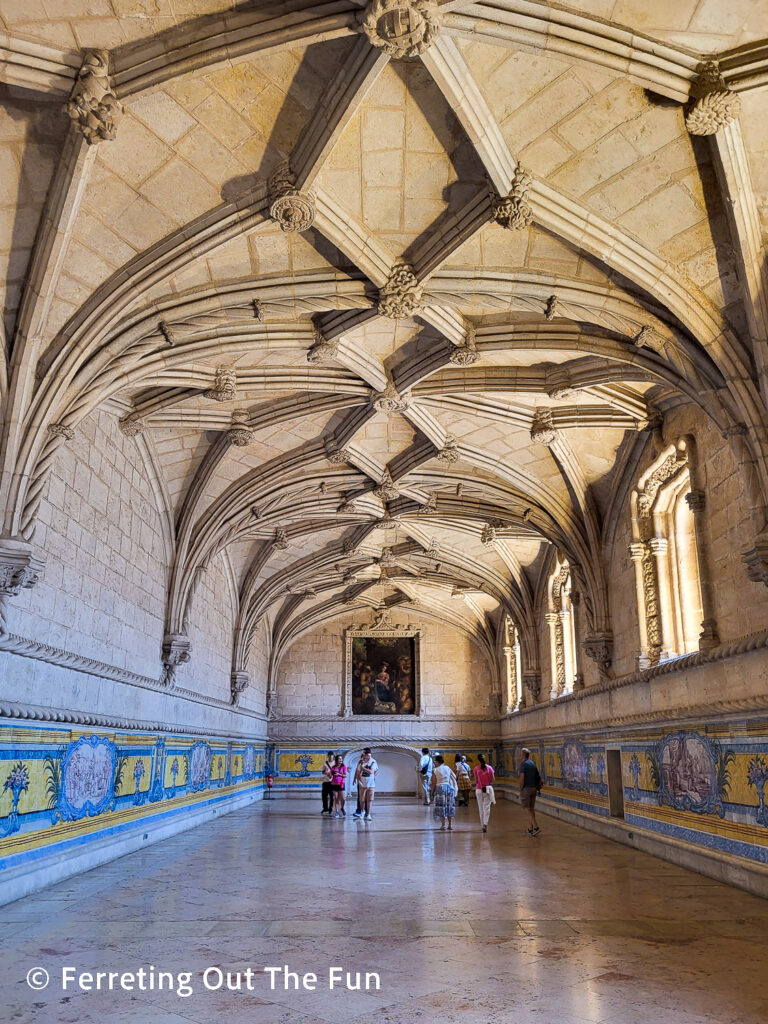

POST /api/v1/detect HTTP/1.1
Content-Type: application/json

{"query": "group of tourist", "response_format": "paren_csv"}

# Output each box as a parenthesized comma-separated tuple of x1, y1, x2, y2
(321, 746, 543, 834)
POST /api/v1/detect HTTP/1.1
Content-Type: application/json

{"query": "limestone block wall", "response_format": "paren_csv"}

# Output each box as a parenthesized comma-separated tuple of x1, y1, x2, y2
(8, 410, 167, 679)
(180, 551, 235, 703)
(243, 618, 270, 714)
(275, 610, 495, 722)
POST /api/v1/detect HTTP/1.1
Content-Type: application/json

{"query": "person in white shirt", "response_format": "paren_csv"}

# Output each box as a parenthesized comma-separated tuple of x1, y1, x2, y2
(353, 747, 379, 820)
(419, 748, 433, 805)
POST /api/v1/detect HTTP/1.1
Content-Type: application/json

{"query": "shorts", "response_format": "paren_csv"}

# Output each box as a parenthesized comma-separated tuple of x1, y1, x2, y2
(331, 784, 343, 792)
(521, 786, 538, 808)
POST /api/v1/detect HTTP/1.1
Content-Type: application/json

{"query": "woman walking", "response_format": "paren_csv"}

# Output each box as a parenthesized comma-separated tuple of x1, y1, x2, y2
(473, 753, 495, 833)
(430, 754, 458, 831)
(330, 755, 348, 817)
(455, 755, 472, 807)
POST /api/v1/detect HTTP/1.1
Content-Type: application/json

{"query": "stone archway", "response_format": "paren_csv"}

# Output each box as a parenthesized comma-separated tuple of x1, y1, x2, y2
(343, 742, 422, 799)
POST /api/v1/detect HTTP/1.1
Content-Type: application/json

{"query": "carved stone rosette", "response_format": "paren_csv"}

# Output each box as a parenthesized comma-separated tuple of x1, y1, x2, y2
(227, 410, 254, 447)
(530, 408, 559, 446)
(685, 61, 740, 136)
(491, 165, 533, 230)
(203, 367, 237, 402)
(378, 262, 422, 319)
(66, 49, 124, 145)
(231, 670, 250, 705)
(268, 161, 316, 232)
(449, 328, 479, 366)
(371, 374, 411, 413)
(359, 0, 441, 59)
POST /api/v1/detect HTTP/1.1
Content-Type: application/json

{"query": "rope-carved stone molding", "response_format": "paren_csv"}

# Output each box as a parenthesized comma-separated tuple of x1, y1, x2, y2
(0, 699, 267, 736)
(0, 630, 268, 720)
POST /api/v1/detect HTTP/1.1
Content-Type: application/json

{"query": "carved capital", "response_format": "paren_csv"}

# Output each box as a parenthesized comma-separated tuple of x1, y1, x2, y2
(685, 61, 740, 136)
(372, 373, 411, 413)
(582, 632, 613, 675)
(227, 410, 254, 447)
(65, 49, 123, 144)
(490, 165, 533, 230)
(530, 408, 559, 446)
(0, 538, 44, 598)
(231, 671, 250, 705)
(436, 435, 460, 464)
(161, 633, 191, 687)
(118, 415, 144, 438)
(268, 160, 316, 232)
(307, 328, 339, 364)
(685, 489, 706, 514)
(378, 261, 422, 319)
(359, 0, 441, 58)
(203, 367, 237, 402)
(628, 541, 647, 562)
(374, 468, 400, 500)
(648, 537, 668, 556)
(743, 534, 768, 586)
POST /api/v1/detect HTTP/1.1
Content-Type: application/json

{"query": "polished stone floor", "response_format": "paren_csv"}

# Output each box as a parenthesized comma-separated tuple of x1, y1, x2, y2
(2, 797, 768, 1024)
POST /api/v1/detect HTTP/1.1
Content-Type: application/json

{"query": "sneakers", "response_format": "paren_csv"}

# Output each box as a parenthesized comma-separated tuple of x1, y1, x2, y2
(352, 810, 363, 818)
(482, 825, 487, 833)
(529, 826, 541, 836)
(364, 813, 372, 821)
(334, 812, 339, 818)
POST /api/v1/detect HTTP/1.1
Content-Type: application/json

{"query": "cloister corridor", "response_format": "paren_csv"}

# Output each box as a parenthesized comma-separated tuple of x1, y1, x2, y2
(2, 799, 768, 1024)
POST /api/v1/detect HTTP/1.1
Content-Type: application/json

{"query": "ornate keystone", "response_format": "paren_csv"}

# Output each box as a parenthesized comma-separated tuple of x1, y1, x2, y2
(231, 671, 250, 705)
(436, 435, 460, 464)
(273, 528, 289, 550)
(160, 633, 191, 687)
(359, 0, 441, 58)
(65, 49, 123, 144)
(373, 504, 398, 529)
(374, 469, 400, 500)
(582, 632, 613, 677)
(118, 415, 144, 438)
(227, 409, 254, 447)
(47, 423, 75, 441)
(685, 61, 740, 136)
(203, 367, 237, 402)
(372, 373, 411, 413)
(268, 160, 316, 232)
(378, 261, 422, 319)
(379, 546, 397, 567)
(530, 408, 559, 446)
(449, 327, 479, 366)
(490, 165, 533, 230)
(307, 328, 340, 364)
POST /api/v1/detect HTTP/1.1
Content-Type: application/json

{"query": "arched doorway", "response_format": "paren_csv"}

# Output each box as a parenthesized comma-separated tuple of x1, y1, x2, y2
(343, 744, 420, 799)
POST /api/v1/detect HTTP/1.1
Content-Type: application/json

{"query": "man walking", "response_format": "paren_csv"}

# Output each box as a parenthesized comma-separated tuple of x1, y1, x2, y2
(419, 748, 433, 805)
(321, 750, 335, 814)
(519, 747, 542, 836)
(352, 747, 379, 820)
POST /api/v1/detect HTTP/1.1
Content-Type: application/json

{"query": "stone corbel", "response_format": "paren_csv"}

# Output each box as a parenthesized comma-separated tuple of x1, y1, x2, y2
(231, 670, 250, 706)
(744, 532, 768, 587)
(160, 633, 191, 688)
(530, 408, 559, 446)
(0, 538, 45, 635)
(65, 49, 123, 144)
(685, 60, 740, 136)
(522, 670, 541, 706)
(582, 632, 613, 679)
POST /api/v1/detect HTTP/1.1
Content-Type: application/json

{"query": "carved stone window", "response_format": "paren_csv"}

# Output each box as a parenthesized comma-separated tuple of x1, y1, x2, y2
(546, 553, 578, 698)
(630, 441, 704, 668)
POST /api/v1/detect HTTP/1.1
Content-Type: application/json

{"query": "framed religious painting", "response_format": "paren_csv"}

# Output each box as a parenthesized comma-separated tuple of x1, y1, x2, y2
(344, 610, 422, 717)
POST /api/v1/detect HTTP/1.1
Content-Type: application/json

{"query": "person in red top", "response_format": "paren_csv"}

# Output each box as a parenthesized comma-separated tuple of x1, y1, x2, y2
(473, 754, 495, 833)
(330, 755, 348, 817)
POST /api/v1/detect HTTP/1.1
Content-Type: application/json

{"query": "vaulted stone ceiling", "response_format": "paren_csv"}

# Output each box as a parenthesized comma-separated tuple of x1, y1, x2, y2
(0, 0, 767, 694)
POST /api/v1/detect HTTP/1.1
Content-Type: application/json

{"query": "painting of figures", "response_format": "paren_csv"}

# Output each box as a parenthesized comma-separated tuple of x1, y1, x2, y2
(351, 634, 416, 715)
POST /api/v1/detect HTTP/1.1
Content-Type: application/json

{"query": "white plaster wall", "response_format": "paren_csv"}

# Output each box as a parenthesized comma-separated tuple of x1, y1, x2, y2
(275, 611, 494, 718)
(7, 410, 167, 678)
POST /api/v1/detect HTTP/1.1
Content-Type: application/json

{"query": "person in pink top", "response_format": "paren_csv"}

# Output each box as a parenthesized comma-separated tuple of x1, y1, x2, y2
(330, 755, 348, 817)
(473, 754, 496, 833)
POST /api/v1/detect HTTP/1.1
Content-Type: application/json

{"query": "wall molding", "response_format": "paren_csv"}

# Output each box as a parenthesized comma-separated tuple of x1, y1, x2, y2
(0, 631, 267, 721)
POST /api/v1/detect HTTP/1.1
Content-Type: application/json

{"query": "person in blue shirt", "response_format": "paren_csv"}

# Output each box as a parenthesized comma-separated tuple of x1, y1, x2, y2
(518, 748, 542, 836)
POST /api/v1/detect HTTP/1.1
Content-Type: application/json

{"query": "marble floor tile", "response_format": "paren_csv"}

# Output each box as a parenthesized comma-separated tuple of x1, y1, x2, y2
(2, 799, 768, 1024)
